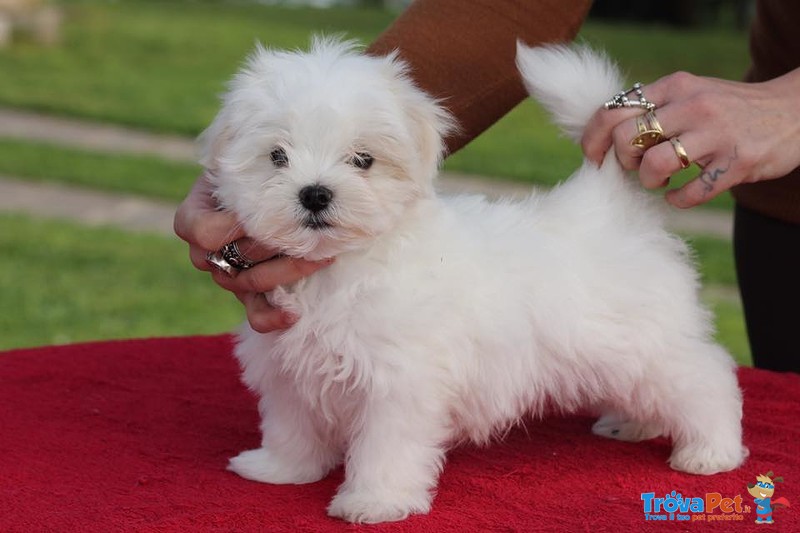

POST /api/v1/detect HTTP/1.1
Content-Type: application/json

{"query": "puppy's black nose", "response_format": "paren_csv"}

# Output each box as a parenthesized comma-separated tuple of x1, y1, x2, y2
(298, 184, 333, 213)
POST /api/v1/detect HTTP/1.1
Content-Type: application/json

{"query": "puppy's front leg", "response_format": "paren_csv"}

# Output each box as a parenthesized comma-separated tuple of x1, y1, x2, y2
(327, 388, 450, 524)
(229, 393, 339, 485)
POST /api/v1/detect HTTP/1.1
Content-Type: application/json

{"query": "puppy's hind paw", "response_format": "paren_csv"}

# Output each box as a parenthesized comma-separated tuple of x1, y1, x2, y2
(228, 448, 328, 485)
(669, 443, 748, 475)
(327, 488, 431, 524)
(592, 413, 662, 442)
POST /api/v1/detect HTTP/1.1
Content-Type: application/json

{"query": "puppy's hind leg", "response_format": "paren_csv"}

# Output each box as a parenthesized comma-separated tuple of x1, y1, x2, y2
(661, 343, 748, 475)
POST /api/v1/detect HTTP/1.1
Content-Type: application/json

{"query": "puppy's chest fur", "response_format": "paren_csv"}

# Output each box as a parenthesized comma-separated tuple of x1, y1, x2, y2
(268, 231, 460, 389)
(262, 246, 460, 435)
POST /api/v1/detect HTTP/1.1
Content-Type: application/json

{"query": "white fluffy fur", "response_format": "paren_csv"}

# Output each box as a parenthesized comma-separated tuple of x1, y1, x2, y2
(200, 38, 747, 524)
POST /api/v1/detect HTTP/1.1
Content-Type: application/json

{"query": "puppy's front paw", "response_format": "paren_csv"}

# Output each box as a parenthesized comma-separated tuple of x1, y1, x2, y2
(228, 448, 328, 485)
(327, 488, 432, 524)
(592, 413, 662, 442)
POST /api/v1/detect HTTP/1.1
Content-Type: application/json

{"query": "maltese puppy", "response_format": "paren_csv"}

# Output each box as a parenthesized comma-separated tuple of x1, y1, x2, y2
(199, 38, 746, 523)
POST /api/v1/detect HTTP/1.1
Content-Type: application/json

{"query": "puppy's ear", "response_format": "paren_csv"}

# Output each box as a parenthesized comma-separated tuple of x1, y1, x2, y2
(405, 93, 456, 179)
(197, 108, 234, 173)
(384, 53, 458, 180)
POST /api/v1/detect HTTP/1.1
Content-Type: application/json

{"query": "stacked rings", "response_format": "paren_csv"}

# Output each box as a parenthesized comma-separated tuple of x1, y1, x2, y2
(606, 83, 695, 170)
(631, 110, 665, 150)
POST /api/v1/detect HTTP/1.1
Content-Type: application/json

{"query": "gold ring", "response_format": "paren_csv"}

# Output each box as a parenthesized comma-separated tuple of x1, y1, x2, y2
(669, 137, 691, 169)
(631, 110, 665, 150)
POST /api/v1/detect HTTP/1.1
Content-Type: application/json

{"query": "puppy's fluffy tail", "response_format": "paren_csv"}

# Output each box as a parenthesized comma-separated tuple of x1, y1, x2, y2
(516, 43, 623, 143)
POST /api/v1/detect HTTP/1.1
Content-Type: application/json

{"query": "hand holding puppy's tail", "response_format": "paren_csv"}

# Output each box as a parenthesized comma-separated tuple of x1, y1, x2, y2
(516, 43, 623, 143)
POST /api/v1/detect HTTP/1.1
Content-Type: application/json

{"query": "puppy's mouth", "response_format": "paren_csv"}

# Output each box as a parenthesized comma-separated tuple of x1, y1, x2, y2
(303, 213, 333, 230)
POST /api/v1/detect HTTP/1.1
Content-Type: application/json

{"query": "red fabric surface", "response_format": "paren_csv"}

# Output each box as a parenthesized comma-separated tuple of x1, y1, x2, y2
(1, 335, 798, 532)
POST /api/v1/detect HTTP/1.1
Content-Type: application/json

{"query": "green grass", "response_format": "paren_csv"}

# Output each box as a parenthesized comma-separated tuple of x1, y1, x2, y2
(579, 23, 749, 83)
(0, 1, 749, 189)
(0, 213, 243, 349)
(691, 236, 750, 366)
(0, 213, 750, 365)
(0, 1, 394, 134)
(711, 300, 750, 366)
(0, 138, 201, 202)
(686, 235, 739, 287)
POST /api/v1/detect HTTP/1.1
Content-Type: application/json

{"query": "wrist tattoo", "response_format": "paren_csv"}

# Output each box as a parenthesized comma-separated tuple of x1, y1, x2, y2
(699, 145, 739, 195)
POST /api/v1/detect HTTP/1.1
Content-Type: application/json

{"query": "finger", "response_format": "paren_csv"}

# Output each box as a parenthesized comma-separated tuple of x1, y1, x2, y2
(189, 236, 279, 273)
(612, 105, 683, 171)
(190, 244, 213, 272)
(239, 292, 298, 333)
(212, 256, 334, 294)
(582, 74, 697, 164)
(582, 75, 675, 164)
(639, 133, 710, 190)
(234, 237, 279, 264)
(610, 112, 646, 170)
(666, 156, 739, 209)
(582, 106, 644, 164)
(174, 175, 246, 251)
(175, 204, 244, 252)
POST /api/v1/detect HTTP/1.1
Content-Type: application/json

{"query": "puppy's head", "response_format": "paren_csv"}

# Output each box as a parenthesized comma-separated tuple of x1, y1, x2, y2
(200, 37, 455, 260)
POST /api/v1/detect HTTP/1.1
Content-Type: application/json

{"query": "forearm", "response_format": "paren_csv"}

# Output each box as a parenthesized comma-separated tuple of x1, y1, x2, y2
(367, 0, 592, 154)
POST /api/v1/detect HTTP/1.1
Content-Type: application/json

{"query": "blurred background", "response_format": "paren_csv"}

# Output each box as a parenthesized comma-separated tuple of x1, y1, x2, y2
(0, 0, 754, 364)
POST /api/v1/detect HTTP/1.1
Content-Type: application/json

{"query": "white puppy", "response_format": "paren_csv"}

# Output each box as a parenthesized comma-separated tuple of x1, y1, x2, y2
(200, 38, 747, 524)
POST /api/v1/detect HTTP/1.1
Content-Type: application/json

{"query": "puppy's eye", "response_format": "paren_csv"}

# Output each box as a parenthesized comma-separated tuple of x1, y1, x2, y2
(270, 147, 289, 168)
(350, 152, 374, 170)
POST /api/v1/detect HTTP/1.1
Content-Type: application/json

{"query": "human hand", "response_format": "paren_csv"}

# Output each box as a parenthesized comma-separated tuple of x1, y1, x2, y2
(174, 174, 333, 332)
(581, 68, 800, 208)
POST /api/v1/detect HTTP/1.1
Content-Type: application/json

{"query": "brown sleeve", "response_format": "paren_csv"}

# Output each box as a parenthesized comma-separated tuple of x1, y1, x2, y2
(367, 0, 592, 154)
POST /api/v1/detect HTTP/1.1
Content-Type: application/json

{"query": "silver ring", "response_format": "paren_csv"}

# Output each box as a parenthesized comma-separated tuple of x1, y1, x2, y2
(604, 82, 656, 111)
(221, 241, 256, 270)
(205, 241, 255, 277)
(206, 250, 237, 277)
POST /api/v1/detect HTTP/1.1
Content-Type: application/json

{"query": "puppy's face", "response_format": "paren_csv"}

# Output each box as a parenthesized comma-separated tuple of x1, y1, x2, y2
(200, 38, 454, 260)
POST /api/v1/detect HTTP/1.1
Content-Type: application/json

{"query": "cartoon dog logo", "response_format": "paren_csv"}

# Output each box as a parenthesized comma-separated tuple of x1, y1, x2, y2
(747, 471, 790, 524)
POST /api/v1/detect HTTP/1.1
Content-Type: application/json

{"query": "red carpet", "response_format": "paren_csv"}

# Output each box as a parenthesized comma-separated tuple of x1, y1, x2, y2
(1, 335, 798, 532)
